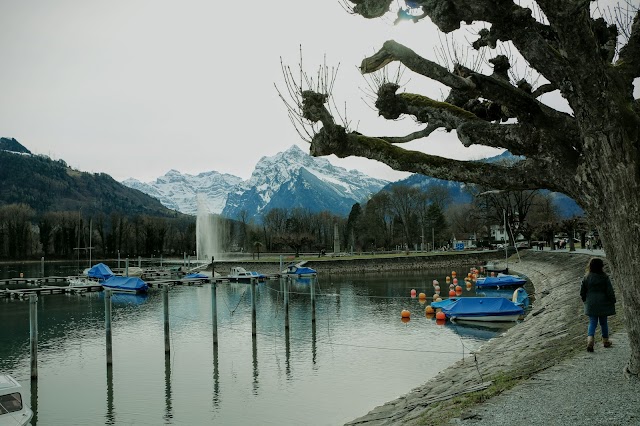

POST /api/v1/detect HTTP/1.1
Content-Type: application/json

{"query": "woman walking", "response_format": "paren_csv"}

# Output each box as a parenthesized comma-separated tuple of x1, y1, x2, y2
(580, 257, 616, 352)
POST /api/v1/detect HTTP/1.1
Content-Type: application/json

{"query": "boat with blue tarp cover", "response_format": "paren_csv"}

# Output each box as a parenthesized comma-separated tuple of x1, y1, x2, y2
(184, 272, 209, 279)
(476, 287, 530, 308)
(102, 276, 149, 294)
(441, 297, 524, 322)
(475, 273, 527, 289)
(87, 263, 115, 281)
(282, 262, 317, 277)
(430, 298, 457, 309)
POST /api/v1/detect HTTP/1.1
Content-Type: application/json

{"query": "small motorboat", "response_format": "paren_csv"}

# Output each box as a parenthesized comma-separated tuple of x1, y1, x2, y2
(441, 297, 524, 322)
(475, 273, 527, 289)
(477, 287, 530, 308)
(282, 262, 317, 277)
(0, 374, 33, 426)
(227, 267, 266, 283)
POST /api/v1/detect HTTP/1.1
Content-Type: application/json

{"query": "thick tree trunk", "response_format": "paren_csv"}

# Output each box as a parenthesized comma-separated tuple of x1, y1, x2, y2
(586, 129, 640, 378)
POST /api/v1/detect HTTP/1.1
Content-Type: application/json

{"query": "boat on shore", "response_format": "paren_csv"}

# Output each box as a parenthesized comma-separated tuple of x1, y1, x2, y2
(441, 297, 524, 322)
(0, 374, 33, 426)
(227, 267, 266, 283)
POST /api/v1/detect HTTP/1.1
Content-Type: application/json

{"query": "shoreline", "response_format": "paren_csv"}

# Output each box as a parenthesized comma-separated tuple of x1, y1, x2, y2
(345, 250, 617, 425)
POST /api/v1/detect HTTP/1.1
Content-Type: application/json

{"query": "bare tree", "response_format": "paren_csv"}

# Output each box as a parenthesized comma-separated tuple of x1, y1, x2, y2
(284, 1, 640, 378)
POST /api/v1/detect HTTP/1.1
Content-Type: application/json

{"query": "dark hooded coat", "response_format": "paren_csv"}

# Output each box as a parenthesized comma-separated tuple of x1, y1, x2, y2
(580, 272, 616, 317)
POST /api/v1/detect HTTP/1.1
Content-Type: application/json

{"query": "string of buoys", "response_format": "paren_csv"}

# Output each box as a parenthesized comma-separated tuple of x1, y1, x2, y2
(401, 267, 489, 325)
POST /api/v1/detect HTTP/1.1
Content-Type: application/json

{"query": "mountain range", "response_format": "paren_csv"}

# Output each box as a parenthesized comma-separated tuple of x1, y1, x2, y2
(123, 145, 390, 220)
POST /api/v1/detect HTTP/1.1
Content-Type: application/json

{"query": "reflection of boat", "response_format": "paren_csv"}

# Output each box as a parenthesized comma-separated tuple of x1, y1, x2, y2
(184, 272, 209, 279)
(0, 374, 33, 426)
(475, 273, 526, 289)
(227, 267, 266, 283)
(108, 292, 149, 305)
(282, 262, 317, 277)
(102, 276, 149, 294)
(478, 288, 530, 308)
(445, 320, 514, 341)
(441, 297, 524, 322)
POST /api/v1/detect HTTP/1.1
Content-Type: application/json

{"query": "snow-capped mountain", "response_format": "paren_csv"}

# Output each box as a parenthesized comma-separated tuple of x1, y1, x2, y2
(122, 145, 389, 220)
(122, 170, 243, 215)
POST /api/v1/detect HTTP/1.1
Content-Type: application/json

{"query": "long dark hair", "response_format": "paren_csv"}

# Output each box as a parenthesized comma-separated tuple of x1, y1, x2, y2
(586, 257, 605, 275)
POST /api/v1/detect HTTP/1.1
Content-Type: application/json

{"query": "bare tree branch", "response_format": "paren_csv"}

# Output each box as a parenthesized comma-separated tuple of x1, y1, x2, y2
(617, 9, 640, 81)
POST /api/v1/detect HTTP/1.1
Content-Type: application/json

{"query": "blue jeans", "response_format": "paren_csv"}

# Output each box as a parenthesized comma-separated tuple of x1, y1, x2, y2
(588, 315, 609, 338)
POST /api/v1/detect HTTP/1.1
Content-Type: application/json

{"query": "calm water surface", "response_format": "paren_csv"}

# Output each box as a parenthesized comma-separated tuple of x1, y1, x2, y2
(0, 262, 517, 425)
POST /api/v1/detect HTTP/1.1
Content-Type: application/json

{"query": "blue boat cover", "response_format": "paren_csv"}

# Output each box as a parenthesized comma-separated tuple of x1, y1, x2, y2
(475, 274, 526, 288)
(87, 263, 114, 281)
(102, 276, 148, 293)
(431, 298, 457, 309)
(185, 273, 208, 278)
(441, 297, 524, 318)
(284, 266, 317, 275)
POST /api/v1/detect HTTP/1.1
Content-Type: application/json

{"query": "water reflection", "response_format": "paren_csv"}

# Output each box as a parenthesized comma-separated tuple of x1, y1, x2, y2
(0, 263, 519, 425)
(164, 354, 172, 422)
(106, 365, 114, 425)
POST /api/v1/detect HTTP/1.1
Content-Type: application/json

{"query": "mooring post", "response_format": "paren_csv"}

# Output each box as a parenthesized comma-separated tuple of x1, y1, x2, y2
(211, 281, 218, 346)
(251, 278, 257, 336)
(138, 256, 142, 268)
(40, 257, 44, 277)
(117, 250, 121, 270)
(284, 278, 290, 330)
(183, 252, 186, 267)
(163, 284, 170, 354)
(279, 255, 283, 274)
(125, 258, 129, 277)
(160, 255, 163, 267)
(311, 276, 316, 323)
(29, 294, 38, 379)
(105, 289, 113, 366)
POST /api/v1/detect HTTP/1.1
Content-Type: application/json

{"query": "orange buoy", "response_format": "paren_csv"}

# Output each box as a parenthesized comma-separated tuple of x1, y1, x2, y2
(436, 318, 446, 325)
(449, 284, 455, 290)
(449, 290, 456, 297)
(401, 317, 410, 324)
(432, 293, 440, 300)
(410, 289, 417, 297)
(426, 312, 435, 319)
(445, 276, 451, 283)
(453, 278, 458, 285)
(401, 309, 411, 318)
(425, 305, 435, 314)
(455, 285, 462, 292)
(419, 292, 426, 300)
(432, 279, 439, 286)
(435, 297, 442, 302)
(434, 285, 440, 292)
(466, 282, 472, 289)
(435, 311, 446, 320)
(452, 271, 457, 278)
(490, 272, 495, 277)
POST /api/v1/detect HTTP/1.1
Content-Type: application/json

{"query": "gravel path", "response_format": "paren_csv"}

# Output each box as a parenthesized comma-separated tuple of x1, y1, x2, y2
(455, 331, 639, 426)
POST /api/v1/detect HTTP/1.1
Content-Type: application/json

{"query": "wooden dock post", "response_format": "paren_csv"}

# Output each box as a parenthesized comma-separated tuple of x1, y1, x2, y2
(29, 294, 38, 379)
(40, 257, 45, 277)
(138, 256, 142, 268)
(163, 284, 170, 354)
(125, 258, 129, 277)
(117, 250, 121, 270)
(105, 289, 113, 365)
(211, 281, 218, 346)
(284, 278, 290, 330)
(311, 276, 316, 323)
(251, 278, 257, 336)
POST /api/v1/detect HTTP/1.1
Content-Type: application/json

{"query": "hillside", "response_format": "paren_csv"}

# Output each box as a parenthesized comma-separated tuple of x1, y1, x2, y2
(0, 149, 182, 218)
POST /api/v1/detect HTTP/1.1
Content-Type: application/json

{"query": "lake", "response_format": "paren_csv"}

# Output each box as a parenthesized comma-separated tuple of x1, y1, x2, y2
(0, 261, 517, 425)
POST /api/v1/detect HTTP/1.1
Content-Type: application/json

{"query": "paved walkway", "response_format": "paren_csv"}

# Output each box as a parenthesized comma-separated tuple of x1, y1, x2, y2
(456, 331, 639, 425)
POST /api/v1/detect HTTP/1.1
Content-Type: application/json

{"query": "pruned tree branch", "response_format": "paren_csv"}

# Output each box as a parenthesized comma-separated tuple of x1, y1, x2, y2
(617, 9, 640, 81)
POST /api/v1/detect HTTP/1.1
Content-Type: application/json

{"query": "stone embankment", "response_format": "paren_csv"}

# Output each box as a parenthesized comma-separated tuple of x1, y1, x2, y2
(212, 251, 500, 275)
(345, 250, 612, 425)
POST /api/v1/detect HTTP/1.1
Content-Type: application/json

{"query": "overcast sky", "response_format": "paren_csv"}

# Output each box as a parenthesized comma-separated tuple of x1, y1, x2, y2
(0, 1, 627, 183)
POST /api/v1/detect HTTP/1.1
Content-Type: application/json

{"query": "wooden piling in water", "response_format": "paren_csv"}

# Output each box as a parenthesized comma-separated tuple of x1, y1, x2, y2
(211, 282, 218, 346)
(29, 294, 38, 379)
(251, 279, 257, 336)
(284, 278, 289, 330)
(311, 277, 316, 323)
(163, 284, 170, 354)
(105, 289, 113, 365)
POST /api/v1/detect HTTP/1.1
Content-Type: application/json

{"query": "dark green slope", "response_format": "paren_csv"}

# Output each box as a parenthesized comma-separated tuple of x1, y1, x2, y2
(0, 150, 183, 218)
